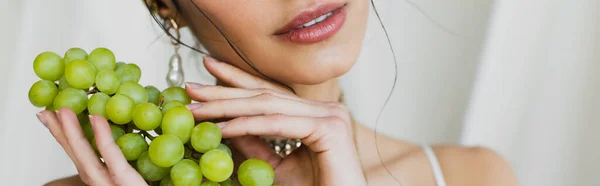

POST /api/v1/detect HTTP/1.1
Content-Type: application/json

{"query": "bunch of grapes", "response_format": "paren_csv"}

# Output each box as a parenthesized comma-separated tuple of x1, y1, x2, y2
(28, 47, 278, 186)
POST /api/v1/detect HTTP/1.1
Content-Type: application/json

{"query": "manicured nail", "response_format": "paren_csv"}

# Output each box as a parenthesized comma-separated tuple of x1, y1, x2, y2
(186, 82, 204, 89)
(204, 56, 215, 61)
(36, 112, 47, 128)
(186, 103, 202, 110)
(216, 122, 227, 129)
(88, 115, 94, 126)
(55, 110, 62, 123)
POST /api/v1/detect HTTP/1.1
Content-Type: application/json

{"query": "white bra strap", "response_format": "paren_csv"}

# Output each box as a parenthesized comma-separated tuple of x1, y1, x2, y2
(422, 145, 447, 186)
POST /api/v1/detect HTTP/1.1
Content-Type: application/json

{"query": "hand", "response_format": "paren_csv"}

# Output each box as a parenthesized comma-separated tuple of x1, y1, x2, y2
(185, 57, 367, 186)
(37, 109, 147, 186)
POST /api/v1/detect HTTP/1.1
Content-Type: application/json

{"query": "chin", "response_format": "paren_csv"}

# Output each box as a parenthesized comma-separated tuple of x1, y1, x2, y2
(282, 55, 357, 85)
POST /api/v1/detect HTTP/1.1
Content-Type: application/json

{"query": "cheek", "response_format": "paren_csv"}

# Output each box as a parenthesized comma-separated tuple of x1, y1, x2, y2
(185, 0, 370, 85)
(247, 2, 369, 85)
(189, 1, 277, 41)
(184, 0, 281, 76)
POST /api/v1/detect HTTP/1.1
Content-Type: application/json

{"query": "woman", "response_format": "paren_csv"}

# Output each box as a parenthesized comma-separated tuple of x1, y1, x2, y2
(40, 0, 518, 185)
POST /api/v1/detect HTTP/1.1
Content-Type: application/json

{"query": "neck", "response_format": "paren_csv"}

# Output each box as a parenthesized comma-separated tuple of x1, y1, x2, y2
(291, 79, 341, 102)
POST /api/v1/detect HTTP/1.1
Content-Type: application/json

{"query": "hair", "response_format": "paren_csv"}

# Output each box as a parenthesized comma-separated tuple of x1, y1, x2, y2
(140, 1, 457, 185)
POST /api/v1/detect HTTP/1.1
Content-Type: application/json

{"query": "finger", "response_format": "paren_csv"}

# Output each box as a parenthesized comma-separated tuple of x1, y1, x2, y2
(189, 93, 331, 121)
(38, 110, 81, 170)
(57, 108, 113, 185)
(204, 56, 291, 93)
(219, 114, 349, 153)
(230, 136, 282, 168)
(90, 115, 146, 185)
(185, 84, 309, 103)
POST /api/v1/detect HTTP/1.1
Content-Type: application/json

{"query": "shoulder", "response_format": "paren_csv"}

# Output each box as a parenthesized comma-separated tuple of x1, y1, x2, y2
(353, 124, 518, 186)
(433, 145, 519, 186)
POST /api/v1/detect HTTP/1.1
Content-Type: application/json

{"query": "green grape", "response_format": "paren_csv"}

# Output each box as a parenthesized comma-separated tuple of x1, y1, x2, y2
(191, 122, 222, 153)
(58, 76, 71, 91)
(148, 134, 184, 167)
(88, 93, 110, 118)
(33, 51, 64, 81)
(63, 47, 88, 63)
(137, 152, 171, 182)
(53, 88, 88, 114)
(200, 149, 234, 182)
(110, 124, 126, 140)
(132, 103, 162, 131)
(115, 62, 126, 70)
(116, 63, 142, 83)
(160, 176, 175, 186)
(88, 48, 116, 71)
(89, 124, 125, 152)
(64, 59, 96, 89)
(162, 107, 194, 143)
(219, 179, 235, 186)
(95, 69, 121, 95)
(161, 101, 184, 114)
(145, 86, 160, 105)
(216, 144, 232, 157)
(28, 80, 58, 107)
(81, 122, 94, 141)
(105, 94, 135, 124)
(160, 87, 191, 105)
(170, 159, 203, 186)
(116, 133, 148, 161)
(77, 113, 92, 138)
(200, 181, 220, 186)
(77, 111, 90, 125)
(87, 61, 98, 73)
(116, 82, 148, 105)
(238, 158, 275, 186)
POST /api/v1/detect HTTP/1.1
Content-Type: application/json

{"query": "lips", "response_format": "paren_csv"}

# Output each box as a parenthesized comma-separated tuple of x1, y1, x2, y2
(275, 3, 347, 44)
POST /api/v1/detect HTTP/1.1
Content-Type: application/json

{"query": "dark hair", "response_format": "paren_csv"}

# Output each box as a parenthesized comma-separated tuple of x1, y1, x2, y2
(143, 0, 402, 184)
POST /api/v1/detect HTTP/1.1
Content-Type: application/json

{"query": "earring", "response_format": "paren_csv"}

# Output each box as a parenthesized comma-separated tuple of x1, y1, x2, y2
(166, 18, 184, 87)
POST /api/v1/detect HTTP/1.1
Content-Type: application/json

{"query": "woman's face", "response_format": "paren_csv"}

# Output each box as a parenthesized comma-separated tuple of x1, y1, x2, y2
(166, 0, 369, 85)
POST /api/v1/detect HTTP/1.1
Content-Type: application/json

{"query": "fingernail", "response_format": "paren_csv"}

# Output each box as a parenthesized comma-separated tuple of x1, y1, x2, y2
(186, 82, 204, 89)
(217, 122, 227, 129)
(186, 103, 202, 110)
(55, 110, 62, 123)
(88, 115, 94, 126)
(204, 56, 221, 63)
(36, 112, 48, 128)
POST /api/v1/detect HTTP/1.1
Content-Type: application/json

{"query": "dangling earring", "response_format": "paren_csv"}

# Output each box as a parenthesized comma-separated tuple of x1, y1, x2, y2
(166, 18, 184, 87)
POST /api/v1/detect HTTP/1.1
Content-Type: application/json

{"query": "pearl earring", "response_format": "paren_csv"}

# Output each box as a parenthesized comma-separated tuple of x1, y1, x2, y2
(166, 18, 184, 87)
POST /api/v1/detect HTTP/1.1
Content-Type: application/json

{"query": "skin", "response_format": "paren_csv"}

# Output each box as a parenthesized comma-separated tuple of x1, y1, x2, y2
(42, 0, 519, 185)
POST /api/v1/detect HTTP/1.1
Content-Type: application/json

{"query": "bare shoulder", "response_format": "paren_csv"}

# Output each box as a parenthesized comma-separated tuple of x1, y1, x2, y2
(351, 124, 518, 185)
(433, 145, 519, 186)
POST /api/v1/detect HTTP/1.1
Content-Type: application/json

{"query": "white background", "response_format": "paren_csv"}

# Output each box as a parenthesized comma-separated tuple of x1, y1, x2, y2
(2, 0, 599, 186)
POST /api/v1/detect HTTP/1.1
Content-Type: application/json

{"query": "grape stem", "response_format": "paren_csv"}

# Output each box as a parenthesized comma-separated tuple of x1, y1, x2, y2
(85, 85, 99, 94)
(184, 148, 193, 159)
(183, 145, 202, 160)
(140, 130, 156, 141)
(126, 124, 134, 133)
(157, 96, 165, 108)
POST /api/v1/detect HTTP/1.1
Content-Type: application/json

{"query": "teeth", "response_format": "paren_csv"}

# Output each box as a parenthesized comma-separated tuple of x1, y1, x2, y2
(297, 11, 334, 29)
(315, 14, 328, 23)
(303, 19, 317, 27)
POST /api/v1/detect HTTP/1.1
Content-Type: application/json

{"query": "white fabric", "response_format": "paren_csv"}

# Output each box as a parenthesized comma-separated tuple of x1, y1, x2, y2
(1, 0, 599, 186)
(423, 145, 446, 186)
(460, 0, 600, 186)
